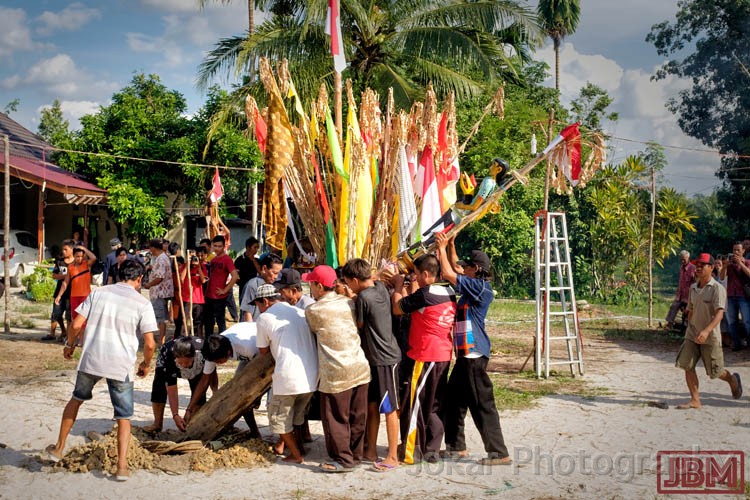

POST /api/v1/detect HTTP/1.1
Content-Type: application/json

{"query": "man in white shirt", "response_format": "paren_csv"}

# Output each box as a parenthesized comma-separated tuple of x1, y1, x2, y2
(255, 284, 318, 464)
(44, 260, 157, 482)
(184, 322, 259, 435)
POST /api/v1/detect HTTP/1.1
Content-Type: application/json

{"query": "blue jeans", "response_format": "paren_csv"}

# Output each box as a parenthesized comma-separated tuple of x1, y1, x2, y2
(725, 295, 750, 348)
(72, 371, 134, 419)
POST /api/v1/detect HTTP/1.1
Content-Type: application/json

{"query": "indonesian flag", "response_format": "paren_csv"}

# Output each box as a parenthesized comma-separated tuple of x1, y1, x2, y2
(543, 122, 582, 185)
(252, 108, 267, 154)
(325, 0, 347, 73)
(209, 168, 223, 203)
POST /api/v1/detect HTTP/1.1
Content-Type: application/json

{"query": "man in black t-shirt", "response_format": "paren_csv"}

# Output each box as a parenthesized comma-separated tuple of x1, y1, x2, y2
(145, 336, 215, 432)
(234, 237, 260, 305)
(43, 239, 75, 342)
(342, 258, 402, 472)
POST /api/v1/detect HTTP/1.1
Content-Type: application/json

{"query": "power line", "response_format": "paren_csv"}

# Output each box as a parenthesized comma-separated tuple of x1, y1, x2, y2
(5, 139, 259, 172)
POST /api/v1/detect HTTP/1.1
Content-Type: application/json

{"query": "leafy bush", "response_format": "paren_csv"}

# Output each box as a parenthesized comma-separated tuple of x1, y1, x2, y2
(21, 266, 56, 302)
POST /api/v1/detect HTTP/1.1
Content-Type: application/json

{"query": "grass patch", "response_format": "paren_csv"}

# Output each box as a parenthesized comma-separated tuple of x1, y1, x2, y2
(10, 317, 36, 329)
(490, 371, 610, 411)
(18, 304, 47, 315)
(489, 336, 530, 356)
(487, 300, 536, 323)
(43, 350, 80, 370)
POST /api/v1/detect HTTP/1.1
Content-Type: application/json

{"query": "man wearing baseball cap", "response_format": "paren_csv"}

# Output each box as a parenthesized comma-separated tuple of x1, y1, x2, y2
(255, 283, 318, 464)
(275, 268, 315, 310)
(303, 265, 370, 473)
(435, 233, 511, 465)
(675, 253, 742, 409)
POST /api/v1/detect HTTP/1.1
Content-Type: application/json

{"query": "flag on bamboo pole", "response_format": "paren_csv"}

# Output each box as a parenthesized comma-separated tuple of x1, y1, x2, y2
(436, 112, 460, 210)
(312, 153, 338, 268)
(209, 168, 223, 203)
(414, 146, 441, 242)
(252, 108, 267, 154)
(543, 122, 582, 186)
(262, 91, 293, 252)
(325, 108, 348, 181)
(338, 106, 358, 262)
(325, 0, 347, 73)
(397, 144, 417, 251)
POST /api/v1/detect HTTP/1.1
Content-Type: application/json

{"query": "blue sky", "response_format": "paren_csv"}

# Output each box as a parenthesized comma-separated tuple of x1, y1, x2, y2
(0, 0, 721, 195)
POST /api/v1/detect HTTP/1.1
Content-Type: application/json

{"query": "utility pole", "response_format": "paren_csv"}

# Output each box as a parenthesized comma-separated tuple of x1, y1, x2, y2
(648, 166, 656, 328)
(3, 135, 10, 333)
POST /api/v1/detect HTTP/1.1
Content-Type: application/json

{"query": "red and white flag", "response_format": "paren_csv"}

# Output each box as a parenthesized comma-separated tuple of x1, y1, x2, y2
(415, 146, 441, 241)
(543, 122, 581, 185)
(326, 0, 347, 73)
(209, 167, 223, 203)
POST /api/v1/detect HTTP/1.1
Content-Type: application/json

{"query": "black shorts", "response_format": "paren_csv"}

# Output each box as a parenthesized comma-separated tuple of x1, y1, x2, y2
(150, 368, 204, 405)
(51, 297, 71, 323)
(368, 364, 400, 414)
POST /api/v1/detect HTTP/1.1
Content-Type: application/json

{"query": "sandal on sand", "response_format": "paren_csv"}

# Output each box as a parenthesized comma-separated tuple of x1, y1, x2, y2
(479, 456, 512, 466)
(732, 373, 743, 400)
(373, 461, 398, 472)
(44, 445, 62, 463)
(40, 335, 56, 342)
(115, 469, 130, 482)
(319, 461, 354, 473)
(440, 449, 469, 459)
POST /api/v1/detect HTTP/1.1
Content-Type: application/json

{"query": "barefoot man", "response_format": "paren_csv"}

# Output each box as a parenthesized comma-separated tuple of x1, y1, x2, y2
(676, 253, 742, 409)
(44, 259, 157, 481)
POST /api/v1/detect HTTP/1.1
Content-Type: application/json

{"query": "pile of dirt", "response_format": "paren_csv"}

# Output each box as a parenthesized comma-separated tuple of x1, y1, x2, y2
(54, 428, 275, 475)
(55, 432, 155, 474)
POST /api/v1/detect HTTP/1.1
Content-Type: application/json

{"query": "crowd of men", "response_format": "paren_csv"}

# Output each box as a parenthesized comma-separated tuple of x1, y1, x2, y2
(41, 233, 512, 480)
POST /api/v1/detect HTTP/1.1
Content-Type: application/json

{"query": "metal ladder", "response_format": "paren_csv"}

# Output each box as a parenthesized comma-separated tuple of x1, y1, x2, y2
(534, 211, 584, 378)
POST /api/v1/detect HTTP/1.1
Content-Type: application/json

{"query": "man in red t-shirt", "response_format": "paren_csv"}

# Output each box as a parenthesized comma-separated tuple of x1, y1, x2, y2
(203, 235, 238, 336)
(174, 250, 207, 337)
(391, 254, 456, 465)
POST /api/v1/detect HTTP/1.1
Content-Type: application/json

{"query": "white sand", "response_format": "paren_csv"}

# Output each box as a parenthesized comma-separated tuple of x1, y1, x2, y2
(1, 335, 748, 499)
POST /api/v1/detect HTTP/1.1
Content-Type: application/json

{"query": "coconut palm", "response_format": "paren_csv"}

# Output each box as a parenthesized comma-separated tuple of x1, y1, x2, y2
(197, 0, 542, 106)
(536, 0, 580, 92)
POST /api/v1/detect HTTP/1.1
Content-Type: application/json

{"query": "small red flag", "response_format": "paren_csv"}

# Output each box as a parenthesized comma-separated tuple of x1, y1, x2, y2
(209, 168, 223, 203)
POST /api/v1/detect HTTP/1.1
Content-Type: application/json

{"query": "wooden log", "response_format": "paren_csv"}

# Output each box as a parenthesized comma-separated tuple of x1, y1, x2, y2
(179, 353, 275, 443)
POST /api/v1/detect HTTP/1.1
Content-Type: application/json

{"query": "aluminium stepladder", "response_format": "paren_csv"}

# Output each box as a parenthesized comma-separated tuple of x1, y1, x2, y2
(534, 211, 584, 378)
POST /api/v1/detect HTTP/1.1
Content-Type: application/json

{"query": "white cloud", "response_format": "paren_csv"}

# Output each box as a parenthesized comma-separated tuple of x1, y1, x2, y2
(36, 3, 101, 36)
(0, 7, 39, 58)
(536, 41, 721, 195)
(3, 53, 119, 112)
(138, 0, 203, 14)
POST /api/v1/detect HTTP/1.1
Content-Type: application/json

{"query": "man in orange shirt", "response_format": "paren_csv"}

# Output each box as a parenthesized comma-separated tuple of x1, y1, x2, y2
(55, 245, 97, 338)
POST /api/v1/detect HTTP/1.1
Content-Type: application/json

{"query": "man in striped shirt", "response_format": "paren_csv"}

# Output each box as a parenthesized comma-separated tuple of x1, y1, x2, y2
(44, 259, 157, 482)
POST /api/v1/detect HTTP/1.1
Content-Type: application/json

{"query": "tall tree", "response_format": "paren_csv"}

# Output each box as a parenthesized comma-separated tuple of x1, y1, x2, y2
(198, 0, 542, 107)
(570, 82, 618, 131)
(647, 1, 750, 237)
(37, 100, 72, 147)
(537, 0, 581, 92)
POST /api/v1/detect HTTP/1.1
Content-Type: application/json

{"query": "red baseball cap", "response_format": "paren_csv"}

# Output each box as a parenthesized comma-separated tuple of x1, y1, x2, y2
(301, 265, 337, 288)
(692, 253, 714, 266)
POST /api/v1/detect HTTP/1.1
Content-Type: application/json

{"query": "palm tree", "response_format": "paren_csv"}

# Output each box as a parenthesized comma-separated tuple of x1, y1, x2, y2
(537, 0, 580, 92)
(197, 0, 542, 107)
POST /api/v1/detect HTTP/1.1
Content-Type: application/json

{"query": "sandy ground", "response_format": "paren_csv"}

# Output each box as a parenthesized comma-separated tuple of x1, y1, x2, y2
(0, 287, 749, 499)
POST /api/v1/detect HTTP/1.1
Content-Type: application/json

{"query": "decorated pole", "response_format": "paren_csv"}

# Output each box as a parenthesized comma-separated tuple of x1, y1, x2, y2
(172, 255, 188, 337)
(543, 107, 555, 211)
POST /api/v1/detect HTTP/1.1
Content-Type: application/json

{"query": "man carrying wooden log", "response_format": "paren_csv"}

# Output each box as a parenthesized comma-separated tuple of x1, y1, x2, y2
(303, 265, 371, 473)
(255, 284, 318, 464)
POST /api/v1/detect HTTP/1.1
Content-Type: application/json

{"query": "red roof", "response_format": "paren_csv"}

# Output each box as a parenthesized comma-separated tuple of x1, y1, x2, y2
(2, 154, 106, 204)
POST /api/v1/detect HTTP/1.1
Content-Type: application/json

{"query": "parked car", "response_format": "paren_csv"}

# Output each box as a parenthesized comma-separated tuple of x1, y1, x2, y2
(0, 230, 51, 287)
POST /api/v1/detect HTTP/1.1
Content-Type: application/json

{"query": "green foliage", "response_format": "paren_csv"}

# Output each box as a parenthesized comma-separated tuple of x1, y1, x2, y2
(200, 0, 542, 112)
(570, 82, 619, 131)
(647, 0, 750, 237)
(4, 98, 20, 114)
(454, 66, 561, 296)
(683, 192, 735, 254)
(21, 266, 56, 302)
(583, 156, 696, 303)
(38, 100, 73, 147)
(51, 75, 264, 240)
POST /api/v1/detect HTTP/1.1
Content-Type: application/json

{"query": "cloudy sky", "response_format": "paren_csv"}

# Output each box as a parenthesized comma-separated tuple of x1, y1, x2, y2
(0, 0, 721, 195)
